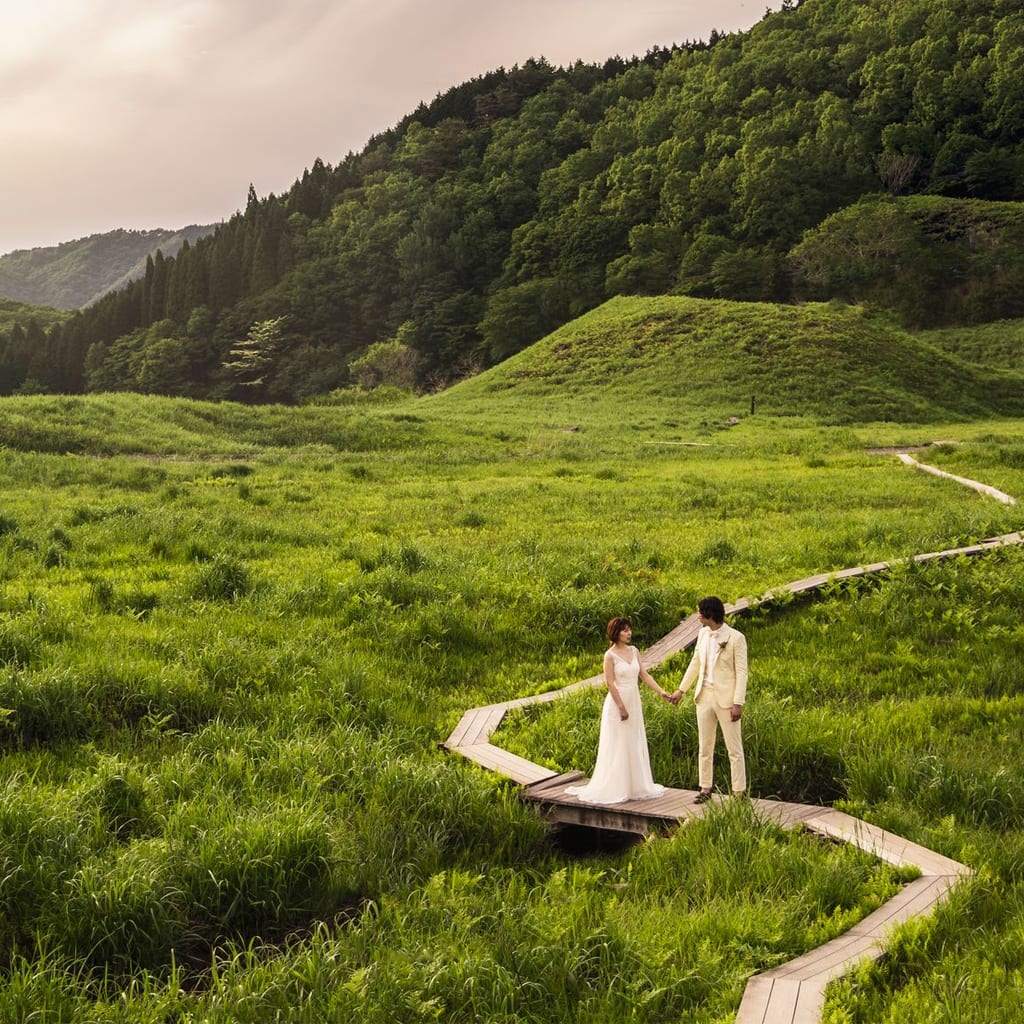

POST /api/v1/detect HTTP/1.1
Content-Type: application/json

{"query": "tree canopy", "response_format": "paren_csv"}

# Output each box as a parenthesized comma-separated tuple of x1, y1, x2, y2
(1, 0, 1022, 401)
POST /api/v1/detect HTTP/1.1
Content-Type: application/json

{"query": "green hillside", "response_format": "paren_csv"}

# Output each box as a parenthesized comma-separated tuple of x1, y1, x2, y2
(0, 390, 431, 457)
(0, 297, 68, 334)
(920, 318, 1024, 372)
(0, 225, 216, 310)
(4, 297, 1022, 454)
(427, 296, 1024, 425)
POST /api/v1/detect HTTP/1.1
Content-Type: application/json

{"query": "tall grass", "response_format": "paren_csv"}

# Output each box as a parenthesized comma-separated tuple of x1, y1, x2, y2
(1, 385, 1023, 1020)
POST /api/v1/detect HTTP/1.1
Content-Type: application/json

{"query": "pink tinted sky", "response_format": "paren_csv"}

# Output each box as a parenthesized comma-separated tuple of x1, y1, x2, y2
(0, 0, 771, 256)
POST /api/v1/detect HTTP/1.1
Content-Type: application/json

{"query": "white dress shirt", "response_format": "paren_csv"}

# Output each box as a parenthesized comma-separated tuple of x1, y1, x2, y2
(704, 628, 723, 687)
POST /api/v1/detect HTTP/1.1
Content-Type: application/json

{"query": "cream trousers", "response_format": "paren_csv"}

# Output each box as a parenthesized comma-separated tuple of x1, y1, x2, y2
(695, 689, 746, 793)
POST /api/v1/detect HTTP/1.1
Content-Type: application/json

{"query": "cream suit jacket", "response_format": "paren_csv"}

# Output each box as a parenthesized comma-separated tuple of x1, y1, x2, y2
(680, 623, 748, 708)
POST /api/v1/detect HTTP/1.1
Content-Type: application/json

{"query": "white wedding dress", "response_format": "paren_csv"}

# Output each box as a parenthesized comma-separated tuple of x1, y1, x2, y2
(565, 647, 666, 805)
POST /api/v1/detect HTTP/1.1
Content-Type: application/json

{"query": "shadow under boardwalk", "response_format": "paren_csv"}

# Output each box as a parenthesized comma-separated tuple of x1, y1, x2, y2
(522, 775, 836, 837)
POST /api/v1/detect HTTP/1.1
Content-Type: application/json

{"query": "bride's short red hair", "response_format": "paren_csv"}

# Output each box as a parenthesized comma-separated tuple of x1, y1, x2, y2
(607, 616, 632, 643)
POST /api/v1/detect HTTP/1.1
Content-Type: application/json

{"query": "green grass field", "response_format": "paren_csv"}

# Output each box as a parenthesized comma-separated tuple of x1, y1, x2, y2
(2, 298, 1023, 1022)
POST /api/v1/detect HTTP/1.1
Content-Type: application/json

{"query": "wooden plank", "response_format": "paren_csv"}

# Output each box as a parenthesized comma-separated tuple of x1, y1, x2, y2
(802, 809, 887, 845)
(522, 771, 584, 797)
(527, 782, 707, 831)
(457, 743, 557, 785)
(538, 801, 660, 835)
(735, 974, 829, 1023)
(913, 548, 961, 562)
(786, 574, 833, 593)
(802, 811, 967, 874)
(733, 974, 776, 1024)
(626, 792, 691, 817)
(901, 457, 1017, 505)
(458, 705, 507, 747)
(856, 876, 955, 931)
(773, 877, 951, 982)
(642, 615, 702, 662)
(546, 674, 606, 698)
(755, 800, 825, 829)
(506, 689, 563, 709)
(861, 560, 892, 573)
(528, 783, 735, 827)
(773, 931, 884, 982)
(803, 810, 916, 865)
(831, 565, 870, 580)
(443, 707, 489, 750)
(904, 847, 973, 878)
(735, 975, 802, 1024)
(622, 788, 699, 817)
(792, 980, 829, 1024)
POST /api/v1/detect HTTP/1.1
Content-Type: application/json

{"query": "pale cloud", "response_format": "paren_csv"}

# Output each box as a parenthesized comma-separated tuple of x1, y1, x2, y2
(0, 0, 768, 255)
(89, 6, 208, 80)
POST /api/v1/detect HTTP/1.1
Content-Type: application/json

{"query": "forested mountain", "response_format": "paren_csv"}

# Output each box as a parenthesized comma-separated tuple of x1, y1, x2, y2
(0, 298, 68, 335)
(0, 226, 216, 311)
(1, 0, 1021, 402)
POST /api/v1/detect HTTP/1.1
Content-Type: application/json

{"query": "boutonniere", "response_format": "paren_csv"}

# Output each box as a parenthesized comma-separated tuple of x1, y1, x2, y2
(717, 639, 729, 650)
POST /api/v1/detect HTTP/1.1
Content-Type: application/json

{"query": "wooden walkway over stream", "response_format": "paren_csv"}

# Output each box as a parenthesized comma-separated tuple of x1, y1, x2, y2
(444, 455, 1023, 1023)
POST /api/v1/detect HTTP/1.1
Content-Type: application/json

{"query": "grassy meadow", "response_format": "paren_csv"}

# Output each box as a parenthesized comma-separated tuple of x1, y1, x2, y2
(2, 298, 1024, 1022)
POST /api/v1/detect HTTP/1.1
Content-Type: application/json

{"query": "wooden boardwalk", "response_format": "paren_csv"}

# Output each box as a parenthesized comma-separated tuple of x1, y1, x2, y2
(898, 452, 1016, 504)
(443, 459, 1022, 1022)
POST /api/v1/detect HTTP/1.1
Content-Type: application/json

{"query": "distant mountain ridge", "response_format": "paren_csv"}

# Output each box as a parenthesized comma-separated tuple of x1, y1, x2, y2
(0, 225, 217, 310)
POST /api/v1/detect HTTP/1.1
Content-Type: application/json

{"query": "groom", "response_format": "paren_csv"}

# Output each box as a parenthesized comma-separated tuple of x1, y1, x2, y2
(670, 596, 748, 802)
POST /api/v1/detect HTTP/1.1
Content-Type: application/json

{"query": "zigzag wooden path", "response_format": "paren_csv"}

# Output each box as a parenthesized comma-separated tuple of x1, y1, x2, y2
(443, 458, 1022, 1022)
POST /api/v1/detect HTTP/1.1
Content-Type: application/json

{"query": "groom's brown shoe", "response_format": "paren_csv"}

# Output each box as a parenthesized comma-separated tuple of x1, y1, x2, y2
(694, 789, 713, 804)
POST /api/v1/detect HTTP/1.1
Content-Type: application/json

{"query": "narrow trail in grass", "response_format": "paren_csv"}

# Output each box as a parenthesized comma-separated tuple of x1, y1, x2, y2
(898, 452, 1016, 504)
(445, 456, 1022, 1024)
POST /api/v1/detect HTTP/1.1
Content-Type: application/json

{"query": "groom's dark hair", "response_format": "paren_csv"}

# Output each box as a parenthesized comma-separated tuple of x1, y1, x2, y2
(698, 596, 726, 624)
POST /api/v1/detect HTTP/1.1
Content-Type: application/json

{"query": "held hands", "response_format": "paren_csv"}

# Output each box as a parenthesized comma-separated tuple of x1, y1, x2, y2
(650, 676, 681, 706)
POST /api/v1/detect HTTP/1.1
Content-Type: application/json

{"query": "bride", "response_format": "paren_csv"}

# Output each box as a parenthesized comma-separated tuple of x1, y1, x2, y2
(565, 617, 673, 805)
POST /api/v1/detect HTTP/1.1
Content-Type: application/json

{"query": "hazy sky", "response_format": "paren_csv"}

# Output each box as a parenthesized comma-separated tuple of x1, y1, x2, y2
(1, 0, 769, 256)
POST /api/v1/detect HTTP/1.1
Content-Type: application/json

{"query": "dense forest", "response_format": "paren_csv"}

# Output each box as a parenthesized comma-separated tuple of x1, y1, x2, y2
(0, 226, 216, 312)
(1, 0, 1022, 402)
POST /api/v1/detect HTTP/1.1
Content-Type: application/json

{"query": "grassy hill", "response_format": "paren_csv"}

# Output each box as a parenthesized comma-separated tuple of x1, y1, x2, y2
(920, 318, 1024, 373)
(4, 295, 1024, 459)
(0, 225, 216, 310)
(0, 390, 454, 461)
(426, 296, 1024, 426)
